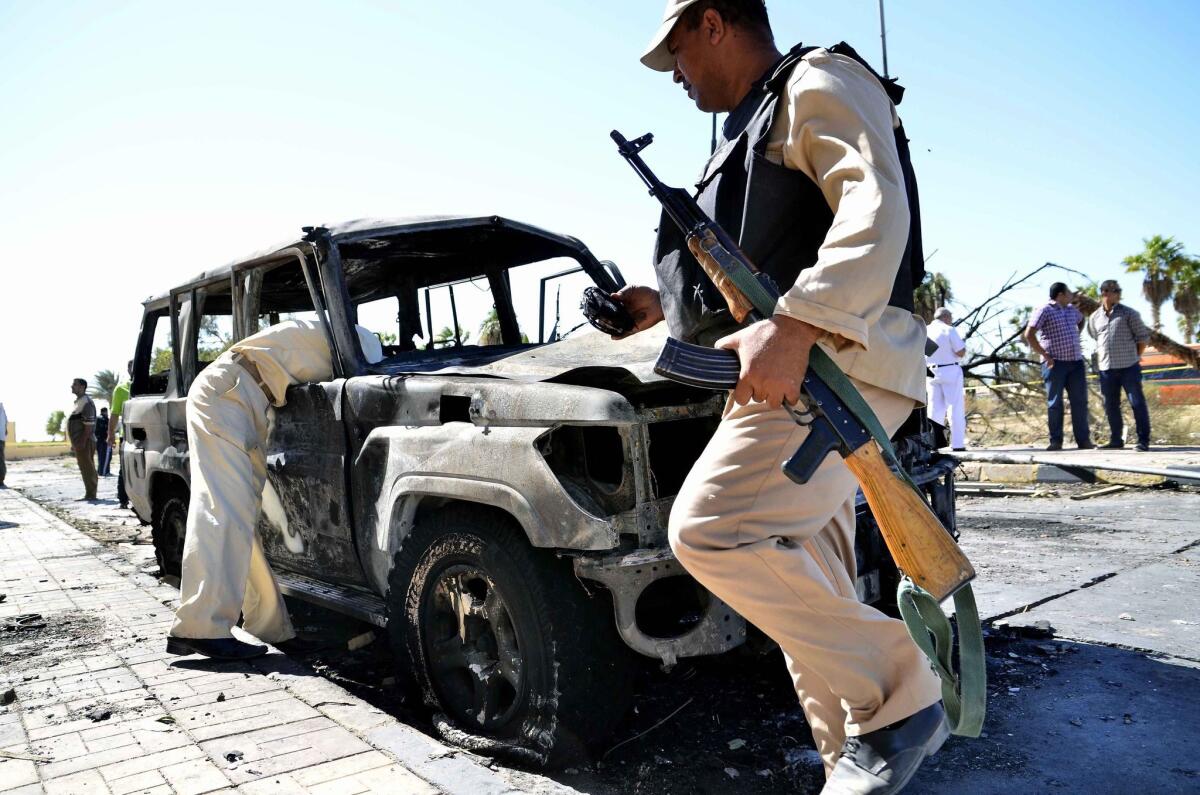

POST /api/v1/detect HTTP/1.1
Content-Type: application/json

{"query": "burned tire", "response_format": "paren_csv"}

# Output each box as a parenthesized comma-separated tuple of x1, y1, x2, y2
(152, 490, 189, 578)
(387, 506, 633, 767)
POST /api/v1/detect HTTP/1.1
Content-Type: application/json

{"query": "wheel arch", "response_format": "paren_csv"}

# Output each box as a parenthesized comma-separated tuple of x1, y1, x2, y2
(364, 479, 545, 596)
(149, 471, 189, 513)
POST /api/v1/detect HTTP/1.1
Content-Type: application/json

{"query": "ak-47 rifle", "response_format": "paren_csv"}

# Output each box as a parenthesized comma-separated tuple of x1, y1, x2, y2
(611, 130, 973, 603)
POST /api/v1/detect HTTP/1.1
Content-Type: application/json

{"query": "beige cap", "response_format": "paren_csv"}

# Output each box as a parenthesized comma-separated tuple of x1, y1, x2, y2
(640, 0, 703, 71)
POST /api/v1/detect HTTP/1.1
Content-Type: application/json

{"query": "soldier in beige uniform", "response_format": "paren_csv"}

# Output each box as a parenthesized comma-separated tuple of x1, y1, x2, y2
(615, 3, 946, 792)
(168, 319, 382, 660)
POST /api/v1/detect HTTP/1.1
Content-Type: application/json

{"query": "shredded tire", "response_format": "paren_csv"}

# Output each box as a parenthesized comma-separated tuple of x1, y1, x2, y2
(386, 505, 633, 767)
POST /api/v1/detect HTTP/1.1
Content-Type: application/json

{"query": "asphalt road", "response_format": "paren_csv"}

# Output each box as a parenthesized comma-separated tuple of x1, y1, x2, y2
(4, 457, 1199, 794)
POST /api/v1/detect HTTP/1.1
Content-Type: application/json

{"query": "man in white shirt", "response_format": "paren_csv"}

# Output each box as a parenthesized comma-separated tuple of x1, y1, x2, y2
(167, 320, 382, 661)
(925, 307, 967, 451)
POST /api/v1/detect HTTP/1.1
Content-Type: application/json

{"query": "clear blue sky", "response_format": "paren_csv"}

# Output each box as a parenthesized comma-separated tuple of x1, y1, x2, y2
(1, 1, 1198, 439)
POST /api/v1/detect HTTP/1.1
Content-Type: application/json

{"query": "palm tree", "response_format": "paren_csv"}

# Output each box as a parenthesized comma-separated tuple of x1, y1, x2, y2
(1171, 257, 1200, 345)
(1122, 235, 1186, 331)
(434, 325, 470, 348)
(478, 309, 503, 346)
(89, 369, 119, 406)
(913, 272, 953, 323)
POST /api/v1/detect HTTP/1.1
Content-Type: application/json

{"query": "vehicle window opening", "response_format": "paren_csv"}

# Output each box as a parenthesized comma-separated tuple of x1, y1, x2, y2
(132, 309, 174, 396)
(241, 260, 320, 336)
(194, 287, 235, 378)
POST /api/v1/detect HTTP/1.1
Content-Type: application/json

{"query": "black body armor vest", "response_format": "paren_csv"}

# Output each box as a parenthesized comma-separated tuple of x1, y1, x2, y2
(652, 42, 925, 347)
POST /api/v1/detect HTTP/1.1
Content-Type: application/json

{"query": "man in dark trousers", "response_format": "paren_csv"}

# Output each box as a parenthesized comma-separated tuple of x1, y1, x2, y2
(95, 407, 111, 476)
(67, 378, 98, 501)
(615, 3, 945, 791)
(1024, 283, 1094, 451)
(1086, 279, 1152, 450)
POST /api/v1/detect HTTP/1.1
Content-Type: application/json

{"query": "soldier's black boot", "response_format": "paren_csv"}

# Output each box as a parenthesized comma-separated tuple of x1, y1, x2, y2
(821, 702, 949, 794)
(166, 636, 267, 661)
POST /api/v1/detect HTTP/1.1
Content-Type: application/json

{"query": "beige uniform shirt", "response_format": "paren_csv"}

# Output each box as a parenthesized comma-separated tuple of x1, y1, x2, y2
(765, 48, 927, 403)
(230, 320, 335, 407)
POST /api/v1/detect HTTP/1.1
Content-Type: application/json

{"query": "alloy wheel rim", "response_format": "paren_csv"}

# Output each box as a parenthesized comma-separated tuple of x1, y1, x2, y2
(424, 564, 524, 730)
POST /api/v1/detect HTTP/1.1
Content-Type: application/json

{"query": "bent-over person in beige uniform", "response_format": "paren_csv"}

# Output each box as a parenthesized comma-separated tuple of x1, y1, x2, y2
(614, 3, 946, 792)
(168, 319, 382, 660)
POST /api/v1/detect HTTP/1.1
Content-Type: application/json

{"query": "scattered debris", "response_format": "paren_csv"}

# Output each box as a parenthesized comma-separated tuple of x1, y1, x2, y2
(603, 697, 695, 759)
(1070, 485, 1127, 501)
(86, 708, 112, 722)
(0, 749, 51, 762)
(347, 631, 375, 651)
(784, 748, 824, 769)
(957, 484, 1039, 497)
(3, 613, 46, 632)
(224, 751, 244, 764)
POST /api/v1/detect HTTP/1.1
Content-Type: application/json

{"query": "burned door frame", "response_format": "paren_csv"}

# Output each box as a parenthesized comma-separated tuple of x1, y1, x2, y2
(123, 297, 188, 524)
(229, 250, 367, 585)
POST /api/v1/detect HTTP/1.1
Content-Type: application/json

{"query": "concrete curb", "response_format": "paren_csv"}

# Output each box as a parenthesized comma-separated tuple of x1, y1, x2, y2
(955, 460, 1190, 486)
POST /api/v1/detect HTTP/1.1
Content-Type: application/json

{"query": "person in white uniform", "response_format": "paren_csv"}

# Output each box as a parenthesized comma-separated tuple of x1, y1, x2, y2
(925, 307, 967, 451)
(167, 319, 383, 660)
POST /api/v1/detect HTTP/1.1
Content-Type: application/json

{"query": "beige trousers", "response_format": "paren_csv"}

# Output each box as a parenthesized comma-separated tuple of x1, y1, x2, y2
(669, 379, 942, 775)
(169, 355, 294, 644)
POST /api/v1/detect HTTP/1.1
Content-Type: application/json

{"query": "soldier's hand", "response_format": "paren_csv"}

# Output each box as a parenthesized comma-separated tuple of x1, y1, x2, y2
(715, 315, 822, 408)
(609, 285, 664, 339)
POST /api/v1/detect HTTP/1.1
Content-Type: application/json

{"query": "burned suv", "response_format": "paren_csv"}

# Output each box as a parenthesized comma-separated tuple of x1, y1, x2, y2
(122, 216, 956, 764)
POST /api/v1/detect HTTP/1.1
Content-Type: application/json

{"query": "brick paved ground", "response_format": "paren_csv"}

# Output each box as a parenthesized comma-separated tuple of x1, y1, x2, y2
(0, 482, 575, 795)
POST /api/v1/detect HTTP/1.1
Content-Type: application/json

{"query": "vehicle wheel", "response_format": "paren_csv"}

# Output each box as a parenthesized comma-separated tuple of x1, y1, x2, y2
(387, 505, 633, 767)
(152, 490, 189, 578)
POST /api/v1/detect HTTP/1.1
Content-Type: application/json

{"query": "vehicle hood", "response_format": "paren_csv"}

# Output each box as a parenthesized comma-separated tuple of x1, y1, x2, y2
(373, 326, 673, 389)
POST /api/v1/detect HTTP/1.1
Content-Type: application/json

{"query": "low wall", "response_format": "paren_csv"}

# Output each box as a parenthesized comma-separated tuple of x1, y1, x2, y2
(5, 442, 72, 460)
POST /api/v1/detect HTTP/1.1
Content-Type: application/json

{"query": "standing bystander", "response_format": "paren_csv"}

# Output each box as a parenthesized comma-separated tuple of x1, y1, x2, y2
(1024, 283, 1094, 451)
(95, 407, 111, 476)
(67, 378, 99, 501)
(1087, 279, 1152, 451)
(109, 363, 132, 509)
(926, 307, 967, 451)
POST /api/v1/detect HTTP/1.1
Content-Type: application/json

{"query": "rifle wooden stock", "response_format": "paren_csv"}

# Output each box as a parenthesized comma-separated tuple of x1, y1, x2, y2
(844, 443, 975, 600)
(688, 231, 756, 323)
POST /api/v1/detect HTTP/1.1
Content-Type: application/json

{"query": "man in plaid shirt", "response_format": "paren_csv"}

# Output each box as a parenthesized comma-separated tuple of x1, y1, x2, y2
(1024, 282, 1094, 450)
(1087, 279, 1152, 451)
